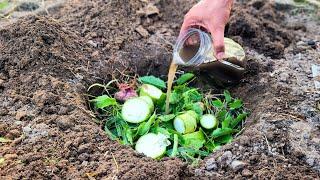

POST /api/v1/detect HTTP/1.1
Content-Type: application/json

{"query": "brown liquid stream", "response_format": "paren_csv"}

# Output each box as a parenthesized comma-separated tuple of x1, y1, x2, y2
(165, 43, 197, 114)
(165, 62, 178, 114)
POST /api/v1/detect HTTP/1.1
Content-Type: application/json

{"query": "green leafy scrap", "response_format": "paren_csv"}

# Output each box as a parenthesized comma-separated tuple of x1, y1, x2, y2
(91, 95, 117, 109)
(224, 90, 232, 103)
(0, 0, 9, 11)
(88, 72, 249, 164)
(158, 114, 176, 122)
(211, 128, 238, 138)
(176, 73, 195, 85)
(212, 99, 223, 108)
(139, 76, 166, 89)
(230, 113, 248, 129)
(136, 113, 156, 136)
(229, 99, 243, 110)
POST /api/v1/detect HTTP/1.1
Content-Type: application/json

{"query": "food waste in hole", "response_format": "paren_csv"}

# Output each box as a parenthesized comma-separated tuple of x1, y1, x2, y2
(88, 73, 249, 162)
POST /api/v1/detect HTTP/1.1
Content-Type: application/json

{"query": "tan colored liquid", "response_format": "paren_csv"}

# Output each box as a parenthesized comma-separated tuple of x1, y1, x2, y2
(165, 62, 178, 114)
(179, 44, 200, 62)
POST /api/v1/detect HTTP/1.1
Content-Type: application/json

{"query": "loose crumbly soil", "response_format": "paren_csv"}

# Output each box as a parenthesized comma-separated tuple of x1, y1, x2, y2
(0, 0, 319, 179)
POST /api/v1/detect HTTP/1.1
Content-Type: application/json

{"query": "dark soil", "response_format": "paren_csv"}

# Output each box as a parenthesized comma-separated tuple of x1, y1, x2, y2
(226, 1, 294, 58)
(1, 0, 319, 179)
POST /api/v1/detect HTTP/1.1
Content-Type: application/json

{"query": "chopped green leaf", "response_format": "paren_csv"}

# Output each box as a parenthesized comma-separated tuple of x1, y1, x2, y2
(211, 128, 238, 138)
(152, 127, 172, 137)
(216, 109, 227, 122)
(158, 114, 175, 122)
(216, 135, 233, 144)
(229, 99, 243, 109)
(230, 113, 248, 128)
(136, 113, 156, 136)
(176, 73, 195, 85)
(0, 0, 9, 10)
(192, 103, 203, 116)
(104, 125, 118, 140)
(222, 114, 233, 129)
(139, 76, 166, 89)
(91, 95, 117, 109)
(125, 128, 134, 145)
(212, 99, 223, 108)
(224, 90, 232, 103)
(169, 91, 180, 104)
(182, 89, 202, 103)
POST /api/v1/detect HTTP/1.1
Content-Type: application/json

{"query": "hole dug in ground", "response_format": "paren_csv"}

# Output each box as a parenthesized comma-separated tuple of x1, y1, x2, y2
(0, 0, 319, 179)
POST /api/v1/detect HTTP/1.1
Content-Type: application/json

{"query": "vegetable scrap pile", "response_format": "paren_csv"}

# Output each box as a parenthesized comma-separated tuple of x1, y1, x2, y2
(89, 73, 248, 163)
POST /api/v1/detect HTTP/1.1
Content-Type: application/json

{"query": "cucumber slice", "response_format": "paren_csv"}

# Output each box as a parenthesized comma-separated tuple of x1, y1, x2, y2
(139, 96, 154, 112)
(186, 110, 199, 122)
(135, 133, 171, 159)
(173, 112, 197, 134)
(200, 114, 218, 129)
(139, 84, 163, 102)
(122, 97, 151, 123)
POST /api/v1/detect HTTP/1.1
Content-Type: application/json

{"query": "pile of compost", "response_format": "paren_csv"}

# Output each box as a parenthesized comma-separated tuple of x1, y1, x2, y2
(0, 0, 319, 179)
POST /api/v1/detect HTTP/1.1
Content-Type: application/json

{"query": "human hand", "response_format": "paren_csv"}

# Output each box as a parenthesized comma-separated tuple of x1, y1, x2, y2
(180, 0, 233, 60)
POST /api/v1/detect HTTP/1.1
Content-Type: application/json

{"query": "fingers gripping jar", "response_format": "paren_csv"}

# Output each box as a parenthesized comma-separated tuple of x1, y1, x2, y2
(173, 28, 246, 85)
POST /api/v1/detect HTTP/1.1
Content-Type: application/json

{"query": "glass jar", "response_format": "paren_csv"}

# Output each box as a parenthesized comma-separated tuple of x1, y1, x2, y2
(172, 28, 246, 85)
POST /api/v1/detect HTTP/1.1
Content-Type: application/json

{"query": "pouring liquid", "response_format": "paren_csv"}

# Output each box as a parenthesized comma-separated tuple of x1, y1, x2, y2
(165, 62, 178, 114)
(165, 42, 200, 114)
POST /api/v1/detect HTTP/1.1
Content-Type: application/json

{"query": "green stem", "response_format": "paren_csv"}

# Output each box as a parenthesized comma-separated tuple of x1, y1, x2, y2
(170, 134, 178, 157)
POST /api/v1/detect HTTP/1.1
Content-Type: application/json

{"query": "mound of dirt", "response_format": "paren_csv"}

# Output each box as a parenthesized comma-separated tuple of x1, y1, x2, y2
(226, 1, 293, 58)
(0, 16, 187, 179)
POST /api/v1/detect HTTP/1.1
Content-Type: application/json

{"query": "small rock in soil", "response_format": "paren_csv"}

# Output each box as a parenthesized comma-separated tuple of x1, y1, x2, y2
(239, 136, 250, 145)
(22, 123, 48, 140)
(11, 136, 23, 146)
(87, 40, 97, 48)
(279, 72, 289, 83)
(306, 158, 315, 166)
(15, 111, 28, 120)
(7, 129, 21, 139)
(15, 121, 22, 125)
(135, 25, 149, 38)
(205, 158, 218, 171)
(230, 160, 247, 171)
(91, 51, 99, 57)
(242, 169, 253, 177)
(218, 151, 233, 168)
(81, 160, 88, 166)
(0, 79, 4, 86)
(78, 144, 92, 154)
(297, 41, 305, 46)
(4, 154, 18, 160)
(307, 40, 316, 46)
(58, 106, 69, 115)
(137, 4, 159, 16)
(56, 117, 73, 131)
(0, 108, 8, 116)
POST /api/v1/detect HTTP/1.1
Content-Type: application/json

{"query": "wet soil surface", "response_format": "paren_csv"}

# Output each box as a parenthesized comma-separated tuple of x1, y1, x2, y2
(1, 0, 320, 179)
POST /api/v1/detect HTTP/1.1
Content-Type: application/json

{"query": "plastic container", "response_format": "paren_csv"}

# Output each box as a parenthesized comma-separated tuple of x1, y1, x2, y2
(173, 28, 246, 85)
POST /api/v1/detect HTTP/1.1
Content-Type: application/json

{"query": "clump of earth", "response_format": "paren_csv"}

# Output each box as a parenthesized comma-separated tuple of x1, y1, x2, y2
(0, 0, 319, 179)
